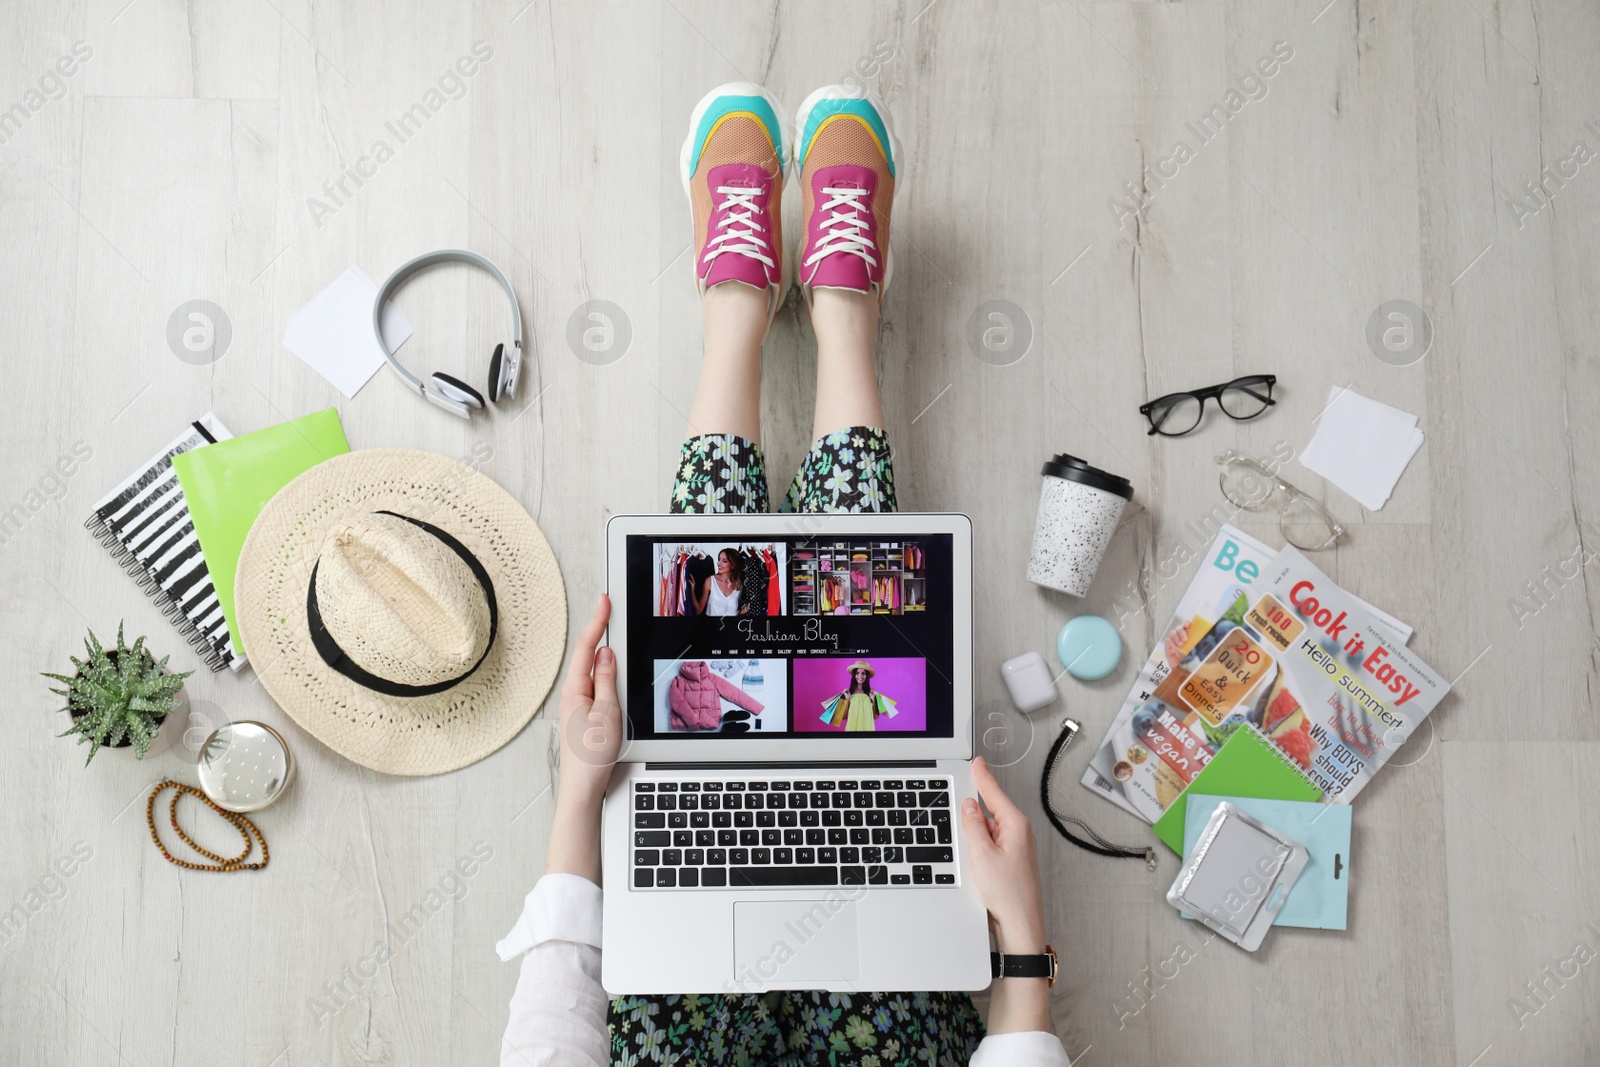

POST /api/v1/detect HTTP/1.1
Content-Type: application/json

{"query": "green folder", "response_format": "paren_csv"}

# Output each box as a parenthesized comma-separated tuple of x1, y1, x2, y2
(1151, 726, 1323, 853)
(172, 408, 350, 658)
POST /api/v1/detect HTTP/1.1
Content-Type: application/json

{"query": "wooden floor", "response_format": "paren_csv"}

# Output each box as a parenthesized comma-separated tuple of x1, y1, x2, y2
(3, 0, 1598, 1063)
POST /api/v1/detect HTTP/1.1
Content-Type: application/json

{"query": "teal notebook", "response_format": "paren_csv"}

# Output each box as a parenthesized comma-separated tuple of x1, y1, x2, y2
(1151, 725, 1323, 853)
(1182, 795, 1352, 930)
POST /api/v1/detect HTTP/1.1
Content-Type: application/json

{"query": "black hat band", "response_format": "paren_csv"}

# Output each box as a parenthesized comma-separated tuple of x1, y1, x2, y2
(306, 511, 499, 698)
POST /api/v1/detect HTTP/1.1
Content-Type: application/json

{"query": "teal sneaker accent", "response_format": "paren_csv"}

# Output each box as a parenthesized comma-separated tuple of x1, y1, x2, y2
(686, 95, 784, 177)
(798, 99, 896, 179)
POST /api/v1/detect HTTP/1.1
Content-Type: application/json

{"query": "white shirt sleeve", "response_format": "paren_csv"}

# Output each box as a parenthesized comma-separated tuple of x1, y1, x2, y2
(971, 1028, 1073, 1066)
(496, 873, 1071, 1067)
(497, 873, 609, 1067)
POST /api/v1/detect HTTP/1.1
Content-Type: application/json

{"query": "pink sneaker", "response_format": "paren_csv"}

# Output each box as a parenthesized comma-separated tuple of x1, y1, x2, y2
(679, 83, 788, 325)
(794, 85, 900, 301)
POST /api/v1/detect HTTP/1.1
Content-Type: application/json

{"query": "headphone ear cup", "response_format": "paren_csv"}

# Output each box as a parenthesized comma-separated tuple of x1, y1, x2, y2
(487, 343, 506, 403)
(430, 372, 485, 410)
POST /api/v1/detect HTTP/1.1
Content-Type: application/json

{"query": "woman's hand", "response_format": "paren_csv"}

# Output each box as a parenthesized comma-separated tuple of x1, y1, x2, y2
(961, 756, 1047, 954)
(557, 594, 622, 804)
(961, 756, 1055, 1036)
(547, 595, 621, 885)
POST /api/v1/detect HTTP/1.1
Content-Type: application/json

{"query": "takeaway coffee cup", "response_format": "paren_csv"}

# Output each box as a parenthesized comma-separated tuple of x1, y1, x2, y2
(1026, 454, 1134, 596)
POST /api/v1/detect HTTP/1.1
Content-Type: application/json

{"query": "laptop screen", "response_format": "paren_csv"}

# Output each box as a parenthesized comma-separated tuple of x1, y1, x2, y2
(624, 534, 956, 740)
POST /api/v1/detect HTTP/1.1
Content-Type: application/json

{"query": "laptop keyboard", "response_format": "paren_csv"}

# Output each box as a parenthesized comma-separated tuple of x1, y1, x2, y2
(631, 777, 957, 890)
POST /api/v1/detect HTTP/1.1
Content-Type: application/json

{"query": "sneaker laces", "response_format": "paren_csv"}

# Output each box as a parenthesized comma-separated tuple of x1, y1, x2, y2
(803, 185, 877, 270)
(704, 184, 776, 270)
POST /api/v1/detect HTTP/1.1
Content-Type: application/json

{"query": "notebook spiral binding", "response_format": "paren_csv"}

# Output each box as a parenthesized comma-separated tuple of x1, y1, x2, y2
(1241, 722, 1323, 794)
(83, 512, 228, 673)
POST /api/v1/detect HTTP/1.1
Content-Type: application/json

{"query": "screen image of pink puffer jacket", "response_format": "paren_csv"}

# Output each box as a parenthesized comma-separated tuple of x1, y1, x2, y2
(667, 661, 764, 731)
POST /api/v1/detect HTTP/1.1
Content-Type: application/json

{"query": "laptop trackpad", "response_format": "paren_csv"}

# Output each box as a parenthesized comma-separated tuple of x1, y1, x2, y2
(733, 900, 860, 984)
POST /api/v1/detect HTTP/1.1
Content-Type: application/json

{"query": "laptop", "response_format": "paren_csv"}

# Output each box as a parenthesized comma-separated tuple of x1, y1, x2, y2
(600, 513, 990, 995)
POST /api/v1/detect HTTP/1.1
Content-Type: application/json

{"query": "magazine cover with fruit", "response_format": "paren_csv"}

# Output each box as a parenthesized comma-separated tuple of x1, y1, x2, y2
(1084, 527, 1432, 823)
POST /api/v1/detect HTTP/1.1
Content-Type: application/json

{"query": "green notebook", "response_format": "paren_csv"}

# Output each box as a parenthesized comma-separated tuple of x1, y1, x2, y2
(172, 408, 349, 658)
(1151, 725, 1322, 853)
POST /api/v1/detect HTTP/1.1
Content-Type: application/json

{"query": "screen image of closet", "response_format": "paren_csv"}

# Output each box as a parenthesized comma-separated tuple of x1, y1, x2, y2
(654, 542, 788, 617)
(787, 540, 928, 616)
(651, 658, 791, 734)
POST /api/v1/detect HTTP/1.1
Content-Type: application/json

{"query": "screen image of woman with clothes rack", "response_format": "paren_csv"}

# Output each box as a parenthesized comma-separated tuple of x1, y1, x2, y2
(650, 657, 792, 733)
(654, 542, 789, 617)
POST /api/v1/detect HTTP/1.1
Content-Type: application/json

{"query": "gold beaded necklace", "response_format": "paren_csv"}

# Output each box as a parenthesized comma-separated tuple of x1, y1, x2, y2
(146, 779, 270, 872)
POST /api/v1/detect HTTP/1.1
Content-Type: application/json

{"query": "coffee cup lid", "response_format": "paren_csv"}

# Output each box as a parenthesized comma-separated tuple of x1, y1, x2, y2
(1041, 454, 1134, 499)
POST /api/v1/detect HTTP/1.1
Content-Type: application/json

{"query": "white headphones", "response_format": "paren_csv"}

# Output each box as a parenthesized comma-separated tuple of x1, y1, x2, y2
(372, 249, 523, 418)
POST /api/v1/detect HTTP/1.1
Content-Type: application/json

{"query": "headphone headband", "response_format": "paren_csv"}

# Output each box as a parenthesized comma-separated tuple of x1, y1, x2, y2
(372, 249, 524, 417)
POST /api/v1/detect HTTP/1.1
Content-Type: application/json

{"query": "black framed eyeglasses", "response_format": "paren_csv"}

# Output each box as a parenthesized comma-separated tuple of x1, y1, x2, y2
(1139, 374, 1277, 437)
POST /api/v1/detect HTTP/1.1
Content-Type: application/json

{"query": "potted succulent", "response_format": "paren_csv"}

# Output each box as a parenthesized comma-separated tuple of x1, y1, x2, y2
(44, 625, 192, 764)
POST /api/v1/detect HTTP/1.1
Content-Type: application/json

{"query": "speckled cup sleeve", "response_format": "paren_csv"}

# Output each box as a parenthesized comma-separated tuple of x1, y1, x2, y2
(1025, 476, 1128, 596)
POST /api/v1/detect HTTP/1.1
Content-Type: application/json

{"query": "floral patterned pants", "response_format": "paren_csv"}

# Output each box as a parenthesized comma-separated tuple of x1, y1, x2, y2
(669, 426, 898, 514)
(607, 989, 985, 1067)
(615, 427, 986, 1064)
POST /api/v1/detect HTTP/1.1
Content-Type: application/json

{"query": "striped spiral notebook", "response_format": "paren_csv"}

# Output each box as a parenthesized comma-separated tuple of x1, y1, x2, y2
(83, 414, 244, 672)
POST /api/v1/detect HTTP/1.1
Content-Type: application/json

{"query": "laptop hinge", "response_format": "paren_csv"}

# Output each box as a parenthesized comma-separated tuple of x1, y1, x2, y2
(644, 760, 940, 771)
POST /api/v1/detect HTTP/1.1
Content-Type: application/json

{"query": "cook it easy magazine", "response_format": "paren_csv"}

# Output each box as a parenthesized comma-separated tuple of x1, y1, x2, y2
(1083, 525, 1447, 822)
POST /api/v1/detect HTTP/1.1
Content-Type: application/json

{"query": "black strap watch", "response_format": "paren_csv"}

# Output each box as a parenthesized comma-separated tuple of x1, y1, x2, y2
(990, 945, 1059, 985)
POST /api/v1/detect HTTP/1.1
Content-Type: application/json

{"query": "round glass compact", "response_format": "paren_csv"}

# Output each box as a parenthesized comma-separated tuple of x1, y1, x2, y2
(196, 721, 295, 812)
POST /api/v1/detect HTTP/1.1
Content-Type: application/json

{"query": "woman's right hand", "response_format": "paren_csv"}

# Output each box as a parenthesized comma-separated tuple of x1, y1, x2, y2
(556, 595, 622, 807)
(543, 595, 622, 886)
(960, 756, 1048, 953)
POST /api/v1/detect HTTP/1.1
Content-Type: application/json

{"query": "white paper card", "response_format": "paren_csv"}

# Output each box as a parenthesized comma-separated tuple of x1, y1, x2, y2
(283, 265, 412, 398)
(1299, 386, 1424, 511)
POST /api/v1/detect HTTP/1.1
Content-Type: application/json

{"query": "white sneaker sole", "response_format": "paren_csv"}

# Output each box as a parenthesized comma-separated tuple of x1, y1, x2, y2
(793, 83, 902, 300)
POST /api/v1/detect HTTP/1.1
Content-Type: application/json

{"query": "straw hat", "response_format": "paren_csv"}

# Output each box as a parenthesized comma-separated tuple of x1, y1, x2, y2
(234, 449, 566, 775)
(847, 660, 875, 678)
